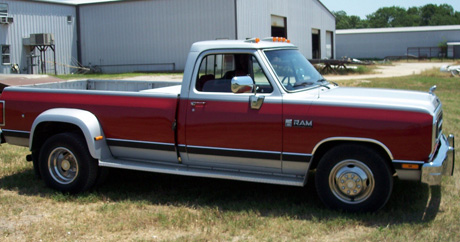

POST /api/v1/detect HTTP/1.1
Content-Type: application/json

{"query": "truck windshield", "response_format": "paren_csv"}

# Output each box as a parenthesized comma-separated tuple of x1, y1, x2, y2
(264, 49, 327, 92)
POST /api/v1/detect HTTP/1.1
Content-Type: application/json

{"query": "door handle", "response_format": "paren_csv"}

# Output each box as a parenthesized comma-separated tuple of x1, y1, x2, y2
(191, 101, 206, 107)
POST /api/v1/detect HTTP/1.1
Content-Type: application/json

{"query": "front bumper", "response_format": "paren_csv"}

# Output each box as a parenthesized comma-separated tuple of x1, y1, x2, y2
(421, 134, 455, 185)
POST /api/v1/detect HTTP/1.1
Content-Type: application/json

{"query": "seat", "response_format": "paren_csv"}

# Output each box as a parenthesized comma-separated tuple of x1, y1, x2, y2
(196, 74, 215, 91)
(202, 79, 232, 92)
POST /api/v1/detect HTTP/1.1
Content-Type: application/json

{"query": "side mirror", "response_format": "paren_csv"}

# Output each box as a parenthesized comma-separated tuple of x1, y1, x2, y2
(231, 76, 254, 93)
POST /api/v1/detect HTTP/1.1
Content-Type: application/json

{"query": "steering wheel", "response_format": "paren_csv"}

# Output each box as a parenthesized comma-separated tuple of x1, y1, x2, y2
(281, 76, 294, 90)
(281, 76, 291, 85)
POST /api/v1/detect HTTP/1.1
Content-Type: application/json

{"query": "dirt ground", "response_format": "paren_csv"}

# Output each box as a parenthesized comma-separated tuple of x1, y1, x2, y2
(324, 62, 453, 81)
(119, 61, 453, 82)
(0, 61, 453, 85)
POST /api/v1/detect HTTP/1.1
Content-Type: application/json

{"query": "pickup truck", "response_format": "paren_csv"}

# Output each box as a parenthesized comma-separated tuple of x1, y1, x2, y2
(0, 38, 455, 212)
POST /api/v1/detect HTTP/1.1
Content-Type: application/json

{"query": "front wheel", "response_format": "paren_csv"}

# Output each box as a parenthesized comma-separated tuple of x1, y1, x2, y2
(39, 133, 98, 193)
(315, 144, 393, 212)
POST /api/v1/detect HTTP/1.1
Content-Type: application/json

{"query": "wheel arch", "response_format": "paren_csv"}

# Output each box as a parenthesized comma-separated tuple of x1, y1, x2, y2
(309, 137, 394, 172)
(30, 108, 108, 160)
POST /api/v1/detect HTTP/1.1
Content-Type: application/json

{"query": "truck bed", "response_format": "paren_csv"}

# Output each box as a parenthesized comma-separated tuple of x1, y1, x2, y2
(20, 79, 182, 94)
(0, 79, 182, 153)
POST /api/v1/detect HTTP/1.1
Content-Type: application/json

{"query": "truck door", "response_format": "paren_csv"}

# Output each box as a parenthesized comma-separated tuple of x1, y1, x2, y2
(183, 51, 282, 173)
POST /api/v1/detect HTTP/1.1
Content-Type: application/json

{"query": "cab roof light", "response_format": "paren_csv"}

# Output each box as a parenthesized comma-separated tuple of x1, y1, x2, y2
(262, 37, 291, 43)
(248, 37, 292, 44)
(245, 38, 260, 43)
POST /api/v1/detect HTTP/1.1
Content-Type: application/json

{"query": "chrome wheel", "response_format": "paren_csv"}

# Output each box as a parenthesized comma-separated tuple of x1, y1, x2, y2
(328, 159, 375, 204)
(48, 147, 79, 185)
(316, 144, 393, 212)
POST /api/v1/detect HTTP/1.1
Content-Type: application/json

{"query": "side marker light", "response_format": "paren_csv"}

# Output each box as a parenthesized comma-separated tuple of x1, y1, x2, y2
(402, 164, 419, 169)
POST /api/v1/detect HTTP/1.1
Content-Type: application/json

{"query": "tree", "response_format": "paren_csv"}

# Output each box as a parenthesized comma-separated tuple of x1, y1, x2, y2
(366, 6, 414, 28)
(420, 4, 437, 25)
(334, 4, 460, 29)
(333, 11, 351, 29)
(333, 11, 367, 29)
(422, 4, 457, 25)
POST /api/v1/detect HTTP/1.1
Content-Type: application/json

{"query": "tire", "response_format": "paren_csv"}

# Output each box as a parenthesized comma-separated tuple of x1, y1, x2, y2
(39, 133, 98, 193)
(315, 144, 393, 212)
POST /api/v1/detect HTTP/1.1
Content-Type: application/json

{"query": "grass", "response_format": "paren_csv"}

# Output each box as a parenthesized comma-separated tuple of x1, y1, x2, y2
(1, 69, 459, 241)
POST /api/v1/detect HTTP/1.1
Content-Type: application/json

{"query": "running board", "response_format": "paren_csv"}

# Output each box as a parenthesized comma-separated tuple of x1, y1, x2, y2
(99, 159, 304, 187)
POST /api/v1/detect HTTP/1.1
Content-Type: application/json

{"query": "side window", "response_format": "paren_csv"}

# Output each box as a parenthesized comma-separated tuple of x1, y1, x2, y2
(0, 3, 8, 17)
(1, 45, 10, 65)
(196, 53, 272, 93)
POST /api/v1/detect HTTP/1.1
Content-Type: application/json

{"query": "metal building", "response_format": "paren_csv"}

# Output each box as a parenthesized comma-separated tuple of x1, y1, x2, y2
(1, 0, 335, 74)
(0, 0, 77, 74)
(336, 25, 460, 59)
(79, 0, 335, 73)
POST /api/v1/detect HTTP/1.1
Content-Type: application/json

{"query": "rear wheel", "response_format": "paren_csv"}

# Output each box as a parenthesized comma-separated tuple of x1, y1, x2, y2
(39, 133, 98, 193)
(315, 144, 393, 212)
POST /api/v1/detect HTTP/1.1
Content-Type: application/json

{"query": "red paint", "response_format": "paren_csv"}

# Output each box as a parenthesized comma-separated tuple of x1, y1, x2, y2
(283, 104, 433, 161)
(184, 99, 282, 151)
(1, 91, 178, 144)
(1, 90, 433, 162)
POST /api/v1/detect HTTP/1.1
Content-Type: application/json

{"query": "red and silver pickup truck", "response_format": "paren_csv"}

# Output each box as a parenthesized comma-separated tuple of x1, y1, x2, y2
(0, 39, 455, 212)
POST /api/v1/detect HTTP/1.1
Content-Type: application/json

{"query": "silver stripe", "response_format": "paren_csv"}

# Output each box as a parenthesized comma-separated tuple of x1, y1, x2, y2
(184, 145, 314, 163)
(283, 152, 311, 156)
(188, 93, 283, 104)
(393, 160, 424, 164)
(1, 129, 30, 134)
(4, 85, 179, 99)
(106, 138, 174, 147)
(310, 100, 433, 114)
(186, 145, 280, 155)
(312, 137, 394, 160)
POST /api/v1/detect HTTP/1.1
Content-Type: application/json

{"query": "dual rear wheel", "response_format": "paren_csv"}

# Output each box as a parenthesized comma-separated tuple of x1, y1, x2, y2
(38, 133, 99, 193)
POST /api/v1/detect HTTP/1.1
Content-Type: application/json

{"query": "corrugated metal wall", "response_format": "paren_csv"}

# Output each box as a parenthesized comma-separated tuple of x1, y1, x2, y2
(237, 0, 336, 59)
(79, 0, 236, 72)
(336, 28, 460, 59)
(0, 0, 77, 74)
(1, 0, 335, 74)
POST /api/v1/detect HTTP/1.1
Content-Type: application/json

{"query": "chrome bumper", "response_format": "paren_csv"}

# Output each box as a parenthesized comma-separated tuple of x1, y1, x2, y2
(422, 134, 455, 185)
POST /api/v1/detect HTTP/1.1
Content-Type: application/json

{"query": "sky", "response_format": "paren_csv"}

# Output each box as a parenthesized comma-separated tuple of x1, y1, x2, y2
(319, 0, 460, 19)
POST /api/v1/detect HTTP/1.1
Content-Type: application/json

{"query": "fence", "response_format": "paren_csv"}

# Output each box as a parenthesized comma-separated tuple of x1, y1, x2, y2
(406, 47, 445, 59)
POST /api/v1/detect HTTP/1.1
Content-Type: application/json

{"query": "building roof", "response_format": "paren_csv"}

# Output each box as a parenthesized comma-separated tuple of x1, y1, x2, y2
(447, 42, 460, 46)
(317, 0, 335, 19)
(31, 0, 118, 5)
(337, 25, 460, 35)
(32, 0, 335, 17)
